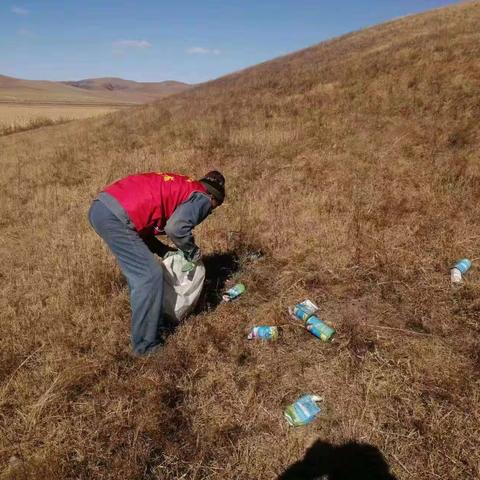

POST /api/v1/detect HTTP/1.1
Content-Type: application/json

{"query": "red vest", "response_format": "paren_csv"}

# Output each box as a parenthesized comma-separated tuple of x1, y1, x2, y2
(103, 172, 208, 236)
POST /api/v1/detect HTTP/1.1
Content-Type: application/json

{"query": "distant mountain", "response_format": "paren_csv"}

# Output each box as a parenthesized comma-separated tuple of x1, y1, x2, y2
(62, 77, 191, 103)
(0, 75, 191, 105)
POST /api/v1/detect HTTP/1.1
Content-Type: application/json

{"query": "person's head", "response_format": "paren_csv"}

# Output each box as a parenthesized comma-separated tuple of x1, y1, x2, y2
(199, 170, 225, 209)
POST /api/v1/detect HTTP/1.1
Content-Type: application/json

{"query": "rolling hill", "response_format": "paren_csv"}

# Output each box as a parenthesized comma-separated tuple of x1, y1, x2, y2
(0, 74, 191, 105)
(1, 2, 479, 480)
(62, 77, 191, 103)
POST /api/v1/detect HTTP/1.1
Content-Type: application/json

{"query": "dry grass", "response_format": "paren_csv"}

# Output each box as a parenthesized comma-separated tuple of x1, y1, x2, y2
(1, 2, 480, 479)
(0, 104, 122, 135)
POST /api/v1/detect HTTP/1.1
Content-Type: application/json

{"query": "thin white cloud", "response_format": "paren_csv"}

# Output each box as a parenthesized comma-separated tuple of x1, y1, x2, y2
(113, 40, 151, 48)
(11, 5, 29, 15)
(187, 47, 209, 54)
(186, 47, 221, 55)
(17, 27, 33, 37)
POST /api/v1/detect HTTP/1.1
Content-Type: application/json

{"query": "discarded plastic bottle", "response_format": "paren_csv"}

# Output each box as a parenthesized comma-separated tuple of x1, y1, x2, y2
(305, 315, 336, 342)
(293, 299, 319, 321)
(291, 299, 336, 342)
(284, 395, 323, 427)
(451, 259, 472, 283)
(222, 283, 246, 302)
(247, 326, 279, 340)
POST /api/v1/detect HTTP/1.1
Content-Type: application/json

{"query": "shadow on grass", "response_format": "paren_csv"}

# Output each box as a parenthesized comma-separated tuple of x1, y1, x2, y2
(196, 251, 241, 312)
(277, 440, 397, 480)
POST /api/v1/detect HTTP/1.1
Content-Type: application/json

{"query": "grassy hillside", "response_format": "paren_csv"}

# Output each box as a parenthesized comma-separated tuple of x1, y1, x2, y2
(1, 2, 480, 479)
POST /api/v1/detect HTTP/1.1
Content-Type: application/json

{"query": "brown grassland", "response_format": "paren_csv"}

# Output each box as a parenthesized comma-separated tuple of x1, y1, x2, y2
(0, 104, 121, 135)
(0, 76, 190, 134)
(1, 2, 480, 479)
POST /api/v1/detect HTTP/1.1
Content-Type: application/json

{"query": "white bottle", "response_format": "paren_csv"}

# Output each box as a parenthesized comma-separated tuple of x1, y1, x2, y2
(450, 268, 462, 283)
(451, 259, 472, 284)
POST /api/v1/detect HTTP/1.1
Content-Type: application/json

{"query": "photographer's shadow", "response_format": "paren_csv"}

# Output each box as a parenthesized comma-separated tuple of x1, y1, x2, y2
(278, 440, 397, 480)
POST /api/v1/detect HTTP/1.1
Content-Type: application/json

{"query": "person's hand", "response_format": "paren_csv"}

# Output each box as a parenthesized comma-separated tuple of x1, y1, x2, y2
(182, 249, 201, 272)
(164, 249, 200, 271)
(181, 260, 196, 273)
(188, 248, 202, 263)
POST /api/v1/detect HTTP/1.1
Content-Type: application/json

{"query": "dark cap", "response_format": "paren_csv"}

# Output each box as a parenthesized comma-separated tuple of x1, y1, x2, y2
(199, 170, 225, 205)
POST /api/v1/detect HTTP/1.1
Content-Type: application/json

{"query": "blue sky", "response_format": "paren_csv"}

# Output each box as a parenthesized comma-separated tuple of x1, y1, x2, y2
(1, 0, 459, 84)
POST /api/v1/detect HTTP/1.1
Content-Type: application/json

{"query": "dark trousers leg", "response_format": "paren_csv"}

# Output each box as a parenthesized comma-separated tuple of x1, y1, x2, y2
(88, 200, 165, 355)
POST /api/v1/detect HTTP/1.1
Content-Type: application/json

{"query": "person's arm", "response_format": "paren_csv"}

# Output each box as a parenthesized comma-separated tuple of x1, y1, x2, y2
(142, 235, 176, 257)
(164, 192, 212, 261)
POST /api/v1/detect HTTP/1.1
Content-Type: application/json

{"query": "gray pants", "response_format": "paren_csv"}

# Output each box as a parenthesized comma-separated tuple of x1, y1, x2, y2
(88, 199, 164, 355)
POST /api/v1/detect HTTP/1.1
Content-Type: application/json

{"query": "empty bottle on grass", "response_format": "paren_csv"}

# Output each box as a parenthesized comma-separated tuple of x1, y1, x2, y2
(451, 259, 471, 283)
(292, 299, 319, 321)
(247, 326, 279, 340)
(222, 283, 246, 302)
(305, 315, 336, 342)
(284, 395, 323, 427)
(290, 299, 336, 342)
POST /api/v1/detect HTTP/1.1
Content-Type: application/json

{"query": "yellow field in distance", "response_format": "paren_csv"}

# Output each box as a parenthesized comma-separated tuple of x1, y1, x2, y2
(0, 103, 121, 128)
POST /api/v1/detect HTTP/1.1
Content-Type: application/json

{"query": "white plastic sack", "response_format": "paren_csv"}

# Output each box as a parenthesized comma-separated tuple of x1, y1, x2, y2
(161, 254, 206, 322)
